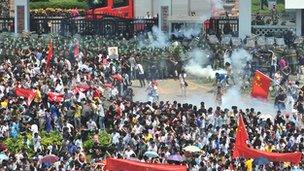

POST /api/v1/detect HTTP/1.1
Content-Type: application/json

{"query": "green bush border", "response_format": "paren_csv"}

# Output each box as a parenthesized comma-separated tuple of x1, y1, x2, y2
(252, 0, 285, 14)
(30, 0, 89, 9)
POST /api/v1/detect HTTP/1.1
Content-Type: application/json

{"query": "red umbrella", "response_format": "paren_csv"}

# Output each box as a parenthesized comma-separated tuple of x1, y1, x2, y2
(0, 143, 7, 151)
(40, 154, 59, 164)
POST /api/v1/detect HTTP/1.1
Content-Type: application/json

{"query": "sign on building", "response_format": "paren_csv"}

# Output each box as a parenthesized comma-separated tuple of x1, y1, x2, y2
(160, 6, 169, 32)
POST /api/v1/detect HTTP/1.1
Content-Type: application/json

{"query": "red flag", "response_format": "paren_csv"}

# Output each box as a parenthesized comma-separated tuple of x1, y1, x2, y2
(93, 88, 101, 99)
(15, 88, 36, 106)
(251, 70, 271, 99)
(48, 92, 64, 103)
(233, 114, 302, 164)
(72, 85, 91, 94)
(233, 115, 249, 158)
(46, 41, 53, 68)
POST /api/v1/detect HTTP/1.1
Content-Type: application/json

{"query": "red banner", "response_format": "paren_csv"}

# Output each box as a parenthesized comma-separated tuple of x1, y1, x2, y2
(251, 70, 271, 99)
(15, 88, 36, 106)
(234, 145, 302, 164)
(48, 92, 64, 103)
(72, 85, 92, 94)
(233, 115, 302, 164)
(104, 158, 187, 171)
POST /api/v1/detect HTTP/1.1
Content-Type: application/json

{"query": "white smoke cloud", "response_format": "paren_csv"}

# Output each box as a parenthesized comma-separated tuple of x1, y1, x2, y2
(172, 24, 203, 39)
(222, 86, 276, 119)
(212, 0, 224, 10)
(139, 26, 169, 48)
(184, 48, 226, 79)
(230, 48, 252, 74)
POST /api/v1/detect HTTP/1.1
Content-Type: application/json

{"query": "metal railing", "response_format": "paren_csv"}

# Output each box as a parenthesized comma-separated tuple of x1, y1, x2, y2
(0, 14, 158, 38)
(252, 25, 296, 37)
(28, 14, 158, 38)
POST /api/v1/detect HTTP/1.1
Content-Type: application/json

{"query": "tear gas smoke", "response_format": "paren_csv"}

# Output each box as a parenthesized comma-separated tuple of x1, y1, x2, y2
(184, 48, 225, 79)
(172, 24, 202, 39)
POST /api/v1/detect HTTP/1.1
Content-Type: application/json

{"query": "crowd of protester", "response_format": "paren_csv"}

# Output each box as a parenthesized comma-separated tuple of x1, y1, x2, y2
(0, 32, 303, 171)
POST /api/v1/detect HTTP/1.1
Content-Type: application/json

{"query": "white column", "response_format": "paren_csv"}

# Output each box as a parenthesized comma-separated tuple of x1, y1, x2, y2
(14, 0, 30, 33)
(295, 9, 302, 36)
(239, 0, 251, 39)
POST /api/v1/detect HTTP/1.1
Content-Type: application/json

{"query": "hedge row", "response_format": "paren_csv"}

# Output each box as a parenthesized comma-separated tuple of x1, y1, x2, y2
(30, 0, 89, 9)
(30, 0, 49, 2)
(252, 0, 285, 14)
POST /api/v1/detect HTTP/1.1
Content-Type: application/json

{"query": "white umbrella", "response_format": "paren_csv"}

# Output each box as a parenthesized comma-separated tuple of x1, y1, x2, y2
(183, 145, 201, 153)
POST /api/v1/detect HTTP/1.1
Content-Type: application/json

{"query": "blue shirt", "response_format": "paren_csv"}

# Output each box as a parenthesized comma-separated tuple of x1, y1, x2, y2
(216, 74, 226, 82)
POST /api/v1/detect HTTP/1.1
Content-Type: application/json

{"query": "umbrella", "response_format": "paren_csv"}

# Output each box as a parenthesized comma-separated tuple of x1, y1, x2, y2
(183, 146, 201, 153)
(167, 154, 184, 162)
(40, 154, 59, 164)
(253, 157, 270, 165)
(0, 153, 9, 161)
(143, 151, 158, 158)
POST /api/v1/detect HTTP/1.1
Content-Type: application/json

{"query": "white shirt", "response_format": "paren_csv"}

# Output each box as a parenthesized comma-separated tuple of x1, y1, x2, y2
(136, 64, 144, 74)
(124, 149, 135, 159)
(97, 104, 105, 117)
(31, 124, 39, 134)
(112, 132, 121, 144)
(87, 120, 97, 131)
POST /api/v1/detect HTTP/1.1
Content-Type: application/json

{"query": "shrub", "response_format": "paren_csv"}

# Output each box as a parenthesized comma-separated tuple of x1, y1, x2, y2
(30, 0, 49, 2)
(83, 131, 112, 151)
(3, 133, 34, 156)
(30, 0, 89, 9)
(3, 131, 62, 157)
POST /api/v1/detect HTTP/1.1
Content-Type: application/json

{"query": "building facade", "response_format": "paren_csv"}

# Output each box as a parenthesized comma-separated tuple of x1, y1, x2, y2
(134, 0, 211, 18)
(285, 0, 304, 36)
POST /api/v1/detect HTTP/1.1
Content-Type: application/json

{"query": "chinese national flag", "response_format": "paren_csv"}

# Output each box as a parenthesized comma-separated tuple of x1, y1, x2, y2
(46, 41, 53, 68)
(233, 114, 249, 158)
(251, 70, 271, 99)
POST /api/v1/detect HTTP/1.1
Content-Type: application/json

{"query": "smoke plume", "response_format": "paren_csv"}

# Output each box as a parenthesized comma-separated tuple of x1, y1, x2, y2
(172, 24, 202, 39)
(184, 48, 226, 79)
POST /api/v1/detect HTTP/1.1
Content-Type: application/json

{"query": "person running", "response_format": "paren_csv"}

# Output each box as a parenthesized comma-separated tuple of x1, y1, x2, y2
(136, 62, 146, 87)
(179, 70, 187, 97)
(215, 73, 228, 87)
(225, 62, 235, 85)
(146, 80, 159, 102)
(215, 85, 224, 106)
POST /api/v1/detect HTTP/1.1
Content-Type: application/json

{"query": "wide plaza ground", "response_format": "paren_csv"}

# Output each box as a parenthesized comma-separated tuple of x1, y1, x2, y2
(132, 79, 278, 120)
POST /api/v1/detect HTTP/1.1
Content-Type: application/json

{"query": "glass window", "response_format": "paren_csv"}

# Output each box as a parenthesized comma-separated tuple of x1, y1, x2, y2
(88, 0, 108, 9)
(113, 0, 129, 8)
